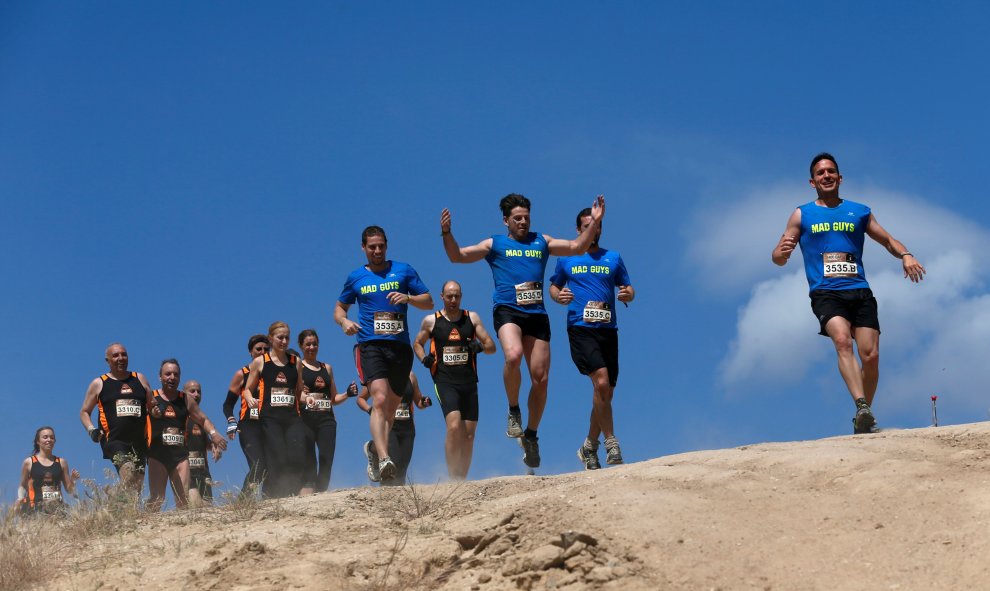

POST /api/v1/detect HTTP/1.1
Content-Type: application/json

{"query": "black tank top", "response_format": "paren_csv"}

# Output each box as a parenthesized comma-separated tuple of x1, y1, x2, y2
(392, 381, 415, 432)
(301, 362, 336, 418)
(97, 372, 148, 443)
(429, 310, 478, 384)
(186, 422, 209, 472)
(27, 455, 64, 508)
(147, 390, 189, 451)
(259, 353, 299, 419)
(238, 365, 260, 421)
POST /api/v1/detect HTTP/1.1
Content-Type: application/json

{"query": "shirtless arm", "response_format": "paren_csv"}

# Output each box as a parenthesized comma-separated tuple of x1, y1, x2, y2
(60, 457, 80, 497)
(549, 284, 574, 305)
(79, 378, 102, 433)
(223, 369, 246, 421)
(242, 357, 263, 409)
(410, 373, 430, 409)
(772, 208, 802, 266)
(617, 284, 636, 303)
(468, 311, 497, 354)
(18, 458, 30, 501)
(547, 195, 605, 256)
(334, 301, 360, 336)
(356, 386, 372, 414)
(413, 315, 437, 363)
(187, 397, 228, 453)
(440, 208, 493, 263)
(865, 214, 926, 282)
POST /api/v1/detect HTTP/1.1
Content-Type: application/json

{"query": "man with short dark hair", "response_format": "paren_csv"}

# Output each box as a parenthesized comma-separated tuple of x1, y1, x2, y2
(440, 194, 604, 469)
(335, 226, 433, 482)
(772, 153, 926, 433)
(550, 209, 634, 469)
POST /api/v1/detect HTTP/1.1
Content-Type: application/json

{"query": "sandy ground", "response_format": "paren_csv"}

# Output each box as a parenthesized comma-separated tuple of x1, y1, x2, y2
(41, 422, 990, 590)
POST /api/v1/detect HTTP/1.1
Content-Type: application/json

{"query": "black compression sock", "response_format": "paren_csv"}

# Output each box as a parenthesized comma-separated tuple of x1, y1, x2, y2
(524, 428, 538, 440)
(509, 405, 521, 415)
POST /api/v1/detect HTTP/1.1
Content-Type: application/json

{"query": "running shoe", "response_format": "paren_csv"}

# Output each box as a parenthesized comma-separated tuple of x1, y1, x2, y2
(364, 440, 381, 482)
(577, 445, 601, 470)
(852, 416, 881, 434)
(853, 405, 877, 434)
(506, 412, 524, 438)
(379, 457, 397, 481)
(604, 437, 623, 465)
(520, 436, 540, 468)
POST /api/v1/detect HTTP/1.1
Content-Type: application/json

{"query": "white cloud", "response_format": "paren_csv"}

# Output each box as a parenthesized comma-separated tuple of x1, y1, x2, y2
(704, 186, 990, 416)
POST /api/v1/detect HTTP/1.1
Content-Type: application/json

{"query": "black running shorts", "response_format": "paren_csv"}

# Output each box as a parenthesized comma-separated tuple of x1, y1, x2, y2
(354, 340, 413, 396)
(567, 326, 619, 386)
(493, 306, 551, 341)
(102, 439, 147, 472)
(434, 382, 480, 422)
(809, 288, 881, 337)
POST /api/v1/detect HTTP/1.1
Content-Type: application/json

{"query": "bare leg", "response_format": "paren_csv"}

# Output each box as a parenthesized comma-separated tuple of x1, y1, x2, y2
(444, 410, 464, 479)
(854, 327, 880, 405)
(587, 367, 615, 440)
(188, 487, 203, 508)
(146, 458, 168, 512)
(497, 324, 525, 408)
(369, 378, 400, 459)
(460, 420, 477, 478)
(825, 317, 866, 401)
(521, 336, 550, 431)
(169, 462, 190, 510)
(444, 411, 478, 480)
(118, 459, 145, 493)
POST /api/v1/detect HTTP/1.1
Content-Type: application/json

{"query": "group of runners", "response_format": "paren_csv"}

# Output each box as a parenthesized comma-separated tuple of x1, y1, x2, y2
(18, 153, 924, 513)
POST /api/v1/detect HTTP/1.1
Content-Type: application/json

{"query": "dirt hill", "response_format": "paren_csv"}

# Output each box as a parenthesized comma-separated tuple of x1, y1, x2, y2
(25, 422, 990, 590)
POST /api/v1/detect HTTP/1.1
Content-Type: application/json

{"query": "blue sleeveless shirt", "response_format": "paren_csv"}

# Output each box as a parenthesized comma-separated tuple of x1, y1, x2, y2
(484, 233, 550, 314)
(798, 199, 872, 292)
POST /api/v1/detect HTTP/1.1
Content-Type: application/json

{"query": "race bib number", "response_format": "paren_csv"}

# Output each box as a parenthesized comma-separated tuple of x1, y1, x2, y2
(582, 301, 612, 324)
(374, 312, 405, 335)
(188, 452, 206, 469)
(249, 407, 260, 420)
(162, 427, 185, 446)
(270, 388, 294, 407)
(442, 346, 469, 365)
(42, 485, 62, 502)
(515, 281, 543, 305)
(823, 252, 858, 278)
(313, 398, 333, 411)
(116, 399, 142, 417)
(395, 406, 411, 420)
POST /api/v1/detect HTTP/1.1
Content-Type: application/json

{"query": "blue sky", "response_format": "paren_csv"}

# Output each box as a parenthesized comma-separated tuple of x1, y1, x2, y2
(3, 2, 989, 504)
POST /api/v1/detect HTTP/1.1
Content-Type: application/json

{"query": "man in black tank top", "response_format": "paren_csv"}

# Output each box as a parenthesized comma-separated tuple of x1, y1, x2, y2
(79, 343, 153, 492)
(414, 281, 496, 480)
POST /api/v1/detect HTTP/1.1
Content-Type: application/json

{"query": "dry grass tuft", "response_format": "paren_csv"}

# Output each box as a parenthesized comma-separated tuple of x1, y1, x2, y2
(0, 474, 143, 591)
(378, 481, 465, 524)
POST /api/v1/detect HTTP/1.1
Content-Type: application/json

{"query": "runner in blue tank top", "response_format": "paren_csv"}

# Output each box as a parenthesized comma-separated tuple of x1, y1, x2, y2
(550, 207, 634, 470)
(334, 225, 433, 482)
(440, 193, 605, 470)
(772, 153, 926, 434)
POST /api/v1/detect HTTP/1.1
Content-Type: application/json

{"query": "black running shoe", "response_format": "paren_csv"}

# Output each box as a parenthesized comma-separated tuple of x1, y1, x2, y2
(604, 437, 624, 465)
(520, 436, 540, 468)
(854, 405, 877, 434)
(577, 445, 601, 470)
